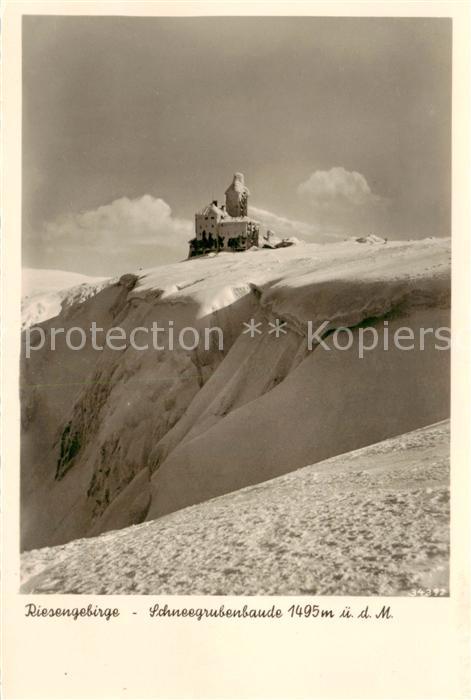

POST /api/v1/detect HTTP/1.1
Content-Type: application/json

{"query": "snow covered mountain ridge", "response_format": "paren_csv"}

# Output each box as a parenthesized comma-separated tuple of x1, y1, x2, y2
(21, 237, 451, 551)
(22, 268, 112, 330)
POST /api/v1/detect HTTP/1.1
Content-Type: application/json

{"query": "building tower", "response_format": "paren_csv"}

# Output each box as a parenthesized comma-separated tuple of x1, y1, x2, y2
(225, 172, 250, 217)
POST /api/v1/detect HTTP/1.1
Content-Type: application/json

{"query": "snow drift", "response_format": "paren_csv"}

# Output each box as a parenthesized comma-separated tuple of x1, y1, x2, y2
(20, 238, 451, 550)
(21, 420, 450, 595)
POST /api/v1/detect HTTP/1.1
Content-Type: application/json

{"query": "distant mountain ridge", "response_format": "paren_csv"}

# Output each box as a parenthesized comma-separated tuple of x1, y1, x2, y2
(22, 268, 111, 329)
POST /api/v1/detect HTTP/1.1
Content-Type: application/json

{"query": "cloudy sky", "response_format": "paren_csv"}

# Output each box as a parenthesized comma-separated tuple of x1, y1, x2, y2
(23, 16, 451, 276)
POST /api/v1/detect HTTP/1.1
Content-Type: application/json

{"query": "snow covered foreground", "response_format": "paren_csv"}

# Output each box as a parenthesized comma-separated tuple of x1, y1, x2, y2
(22, 268, 111, 329)
(21, 238, 451, 552)
(21, 420, 449, 595)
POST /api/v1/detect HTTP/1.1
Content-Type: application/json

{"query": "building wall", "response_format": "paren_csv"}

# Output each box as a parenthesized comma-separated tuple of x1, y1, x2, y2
(195, 213, 219, 240)
(218, 221, 247, 251)
(218, 221, 248, 239)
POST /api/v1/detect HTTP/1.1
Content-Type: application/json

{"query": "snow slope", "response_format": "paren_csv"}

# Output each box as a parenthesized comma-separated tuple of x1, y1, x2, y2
(22, 268, 111, 329)
(20, 238, 451, 550)
(21, 420, 449, 595)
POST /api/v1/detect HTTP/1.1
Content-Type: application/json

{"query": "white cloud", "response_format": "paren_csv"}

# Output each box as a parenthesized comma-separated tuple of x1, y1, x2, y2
(297, 167, 385, 208)
(41, 195, 193, 255)
(28, 194, 350, 276)
(251, 205, 342, 242)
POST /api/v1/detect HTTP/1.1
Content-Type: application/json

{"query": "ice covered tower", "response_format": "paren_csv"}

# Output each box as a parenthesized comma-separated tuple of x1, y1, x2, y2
(225, 172, 250, 217)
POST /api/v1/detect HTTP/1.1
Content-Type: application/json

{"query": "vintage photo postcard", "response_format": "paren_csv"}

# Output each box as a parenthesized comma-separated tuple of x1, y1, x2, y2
(2, 1, 470, 698)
